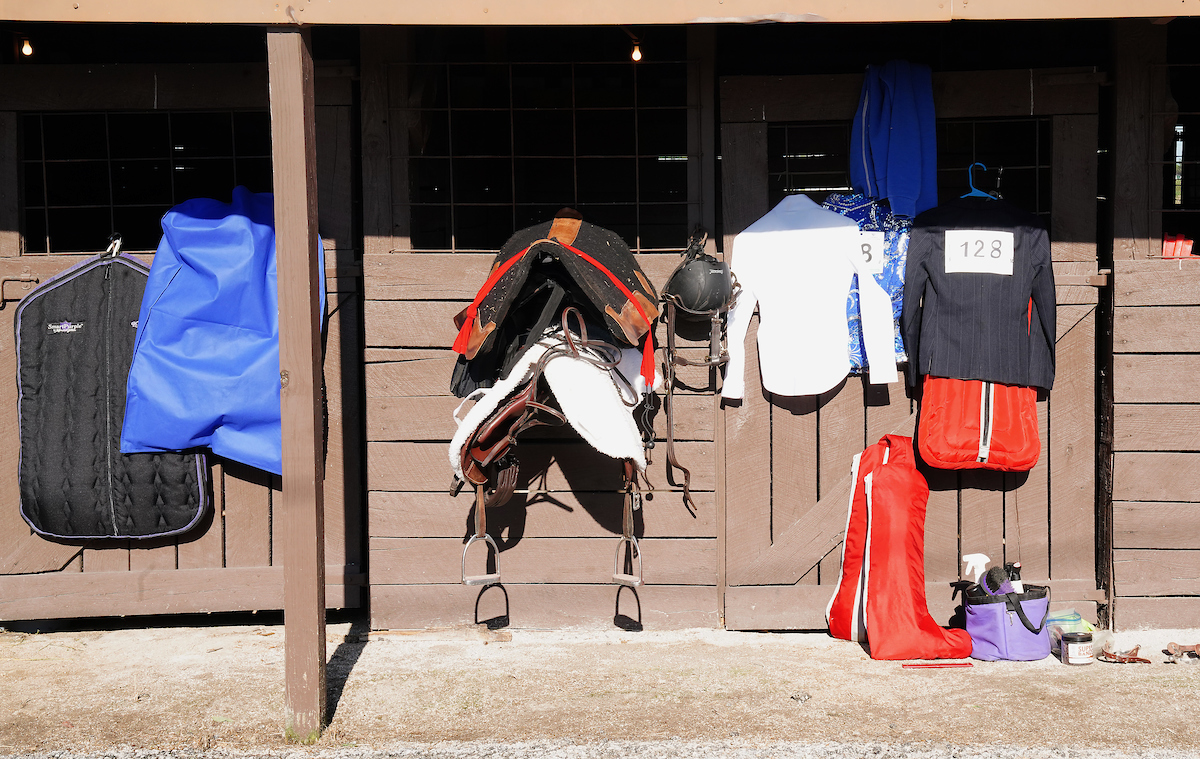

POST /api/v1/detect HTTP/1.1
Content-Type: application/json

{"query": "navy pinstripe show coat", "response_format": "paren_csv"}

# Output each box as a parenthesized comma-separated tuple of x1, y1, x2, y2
(901, 196, 1056, 391)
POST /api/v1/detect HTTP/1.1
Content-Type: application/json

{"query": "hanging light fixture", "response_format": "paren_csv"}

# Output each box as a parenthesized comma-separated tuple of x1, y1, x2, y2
(20, 38, 32, 56)
(619, 25, 641, 63)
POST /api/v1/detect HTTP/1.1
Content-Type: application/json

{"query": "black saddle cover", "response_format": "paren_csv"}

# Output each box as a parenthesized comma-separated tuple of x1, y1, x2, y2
(17, 253, 209, 539)
(451, 209, 659, 397)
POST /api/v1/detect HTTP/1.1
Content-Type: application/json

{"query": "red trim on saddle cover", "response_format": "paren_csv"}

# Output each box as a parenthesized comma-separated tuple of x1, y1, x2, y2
(558, 241, 656, 387)
(452, 238, 657, 388)
(451, 245, 534, 355)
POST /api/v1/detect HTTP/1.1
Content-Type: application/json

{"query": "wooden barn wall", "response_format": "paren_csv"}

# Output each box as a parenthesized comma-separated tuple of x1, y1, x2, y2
(718, 70, 1106, 630)
(1103, 20, 1200, 629)
(361, 27, 721, 629)
(0, 62, 365, 621)
(1110, 259, 1200, 626)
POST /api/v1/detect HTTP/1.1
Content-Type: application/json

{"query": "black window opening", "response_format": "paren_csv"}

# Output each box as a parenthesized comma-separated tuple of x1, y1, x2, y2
(767, 122, 854, 208)
(22, 111, 273, 254)
(766, 117, 1052, 225)
(1160, 66, 1200, 243)
(937, 117, 1052, 226)
(401, 60, 696, 253)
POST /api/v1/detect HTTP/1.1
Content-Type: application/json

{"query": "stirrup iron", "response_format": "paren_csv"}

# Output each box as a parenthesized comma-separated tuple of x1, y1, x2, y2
(462, 486, 501, 586)
(612, 461, 643, 587)
(612, 534, 642, 587)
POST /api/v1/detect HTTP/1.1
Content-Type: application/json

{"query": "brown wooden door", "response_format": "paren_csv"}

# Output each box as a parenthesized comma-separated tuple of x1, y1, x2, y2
(717, 70, 1106, 630)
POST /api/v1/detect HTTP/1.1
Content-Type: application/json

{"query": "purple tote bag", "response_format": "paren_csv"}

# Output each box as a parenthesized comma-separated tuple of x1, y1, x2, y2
(964, 584, 1051, 661)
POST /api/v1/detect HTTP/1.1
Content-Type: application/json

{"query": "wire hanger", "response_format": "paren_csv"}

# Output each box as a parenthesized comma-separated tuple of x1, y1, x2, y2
(960, 162, 996, 200)
(102, 232, 123, 259)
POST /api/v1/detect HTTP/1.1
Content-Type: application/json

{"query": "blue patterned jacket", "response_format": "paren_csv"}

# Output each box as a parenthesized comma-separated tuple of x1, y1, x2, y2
(822, 192, 909, 372)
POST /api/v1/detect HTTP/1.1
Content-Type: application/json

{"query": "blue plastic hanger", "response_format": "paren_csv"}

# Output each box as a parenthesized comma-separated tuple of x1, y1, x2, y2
(960, 162, 996, 199)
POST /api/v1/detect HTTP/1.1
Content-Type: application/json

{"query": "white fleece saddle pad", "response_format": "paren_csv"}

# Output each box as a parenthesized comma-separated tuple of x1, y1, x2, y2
(449, 333, 662, 481)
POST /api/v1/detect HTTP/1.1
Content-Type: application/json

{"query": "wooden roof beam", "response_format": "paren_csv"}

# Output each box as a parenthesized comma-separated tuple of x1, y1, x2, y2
(2, 0, 1199, 25)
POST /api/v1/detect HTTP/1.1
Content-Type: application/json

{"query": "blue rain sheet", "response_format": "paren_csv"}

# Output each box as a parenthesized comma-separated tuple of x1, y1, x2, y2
(120, 187, 325, 476)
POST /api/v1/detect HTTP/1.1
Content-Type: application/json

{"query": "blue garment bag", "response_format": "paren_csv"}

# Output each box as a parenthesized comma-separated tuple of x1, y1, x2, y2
(120, 187, 325, 475)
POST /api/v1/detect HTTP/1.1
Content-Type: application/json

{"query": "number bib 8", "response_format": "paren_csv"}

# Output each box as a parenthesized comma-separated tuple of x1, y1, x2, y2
(857, 231, 886, 276)
(944, 230, 1014, 276)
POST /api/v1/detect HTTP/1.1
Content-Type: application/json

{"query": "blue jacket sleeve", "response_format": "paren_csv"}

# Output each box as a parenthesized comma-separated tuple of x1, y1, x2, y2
(850, 67, 879, 200)
(880, 61, 926, 219)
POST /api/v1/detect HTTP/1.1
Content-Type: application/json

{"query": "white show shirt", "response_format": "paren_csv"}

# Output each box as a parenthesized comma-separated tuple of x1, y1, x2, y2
(723, 194, 899, 400)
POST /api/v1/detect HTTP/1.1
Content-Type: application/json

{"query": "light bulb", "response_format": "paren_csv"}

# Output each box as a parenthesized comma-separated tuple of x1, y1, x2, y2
(21, 39, 32, 56)
(631, 44, 642, 62)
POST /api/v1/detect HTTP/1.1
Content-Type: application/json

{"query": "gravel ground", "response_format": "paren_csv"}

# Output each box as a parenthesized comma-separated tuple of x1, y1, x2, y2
(4, 744, 1200, 759)
(2, 619, 1198, 758)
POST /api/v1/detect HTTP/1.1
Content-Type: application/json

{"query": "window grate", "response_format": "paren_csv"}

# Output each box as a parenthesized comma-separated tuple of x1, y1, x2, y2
(22, 110, 272, 254)
(936, 117, 1053, 222)
(766, 117, 1052, 222)
(767, 122, 853, 208)
(399, 61, 698, 253)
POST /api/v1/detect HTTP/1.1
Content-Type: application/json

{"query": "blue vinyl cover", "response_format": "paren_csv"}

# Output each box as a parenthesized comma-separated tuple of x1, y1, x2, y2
(120, 187, 325, 476)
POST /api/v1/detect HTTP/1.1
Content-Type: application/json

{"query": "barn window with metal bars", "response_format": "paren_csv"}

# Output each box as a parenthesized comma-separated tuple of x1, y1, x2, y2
(397, 29, 697, 254)
(766, 116, 1052, 225)
(21, 110, 272, 254)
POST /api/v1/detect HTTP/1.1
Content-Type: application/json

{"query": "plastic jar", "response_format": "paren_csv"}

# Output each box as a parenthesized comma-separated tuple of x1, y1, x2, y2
(1061, 631, 1094, 665)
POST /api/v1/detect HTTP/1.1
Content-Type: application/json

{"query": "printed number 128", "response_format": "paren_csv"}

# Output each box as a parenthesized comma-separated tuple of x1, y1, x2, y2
(960, 239, 1005, 259)
(943, 229, 1014, 275)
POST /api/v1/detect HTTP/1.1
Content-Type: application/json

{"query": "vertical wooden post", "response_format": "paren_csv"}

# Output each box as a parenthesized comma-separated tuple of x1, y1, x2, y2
(0, 112, 19, 256)
(1112, 19, 1168, 261)
(360, 27, 399, 256)
(267, 26, 326, 743)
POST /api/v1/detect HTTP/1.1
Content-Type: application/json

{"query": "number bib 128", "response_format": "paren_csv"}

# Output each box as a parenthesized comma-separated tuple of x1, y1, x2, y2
(944, 229, 1014, 276)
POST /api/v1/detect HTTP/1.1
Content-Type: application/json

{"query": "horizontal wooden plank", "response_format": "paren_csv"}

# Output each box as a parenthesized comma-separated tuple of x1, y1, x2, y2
(0, 63, 269, 111)
(365, 300, 461, 348)
(1114, 258, 1200, 307)
(721, 69, 1099, 125)
(723, 585, 836, 631)
(1113, 452, 1200, 502)
(1114, 404, 1200, 451)
(1114, 355, 1200, 404)
(724, 582, 962, 631)
(364, 348, 716, 397)
(1114, 306, 1200, 353)
(364, 299, 710, 352)
(365, 350, 456, 396)
(0, 533, 82, 575)
(369, 491, 716, 539)
(368, 441, 715, 494)
(363, 253, 686, 301)
(1051, 242, 1098, 267)
(0, 566, 359, 621)
(370, 583, 718, 631)
(719, 73, 860, 124)
(366, 394, 714, 443)
(1047, 579, 1107, 605)
(13, 1, 1200, 26)
(1114, 549, 1200, 596)
(368, 395, 461, 441)
(1115, 596, 1200, 629)
(1113, 502, 1200, 550)
(725, 580, 1099, 632)
(370, 537, 716, 585)
(1052, 261, 1100, 305)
